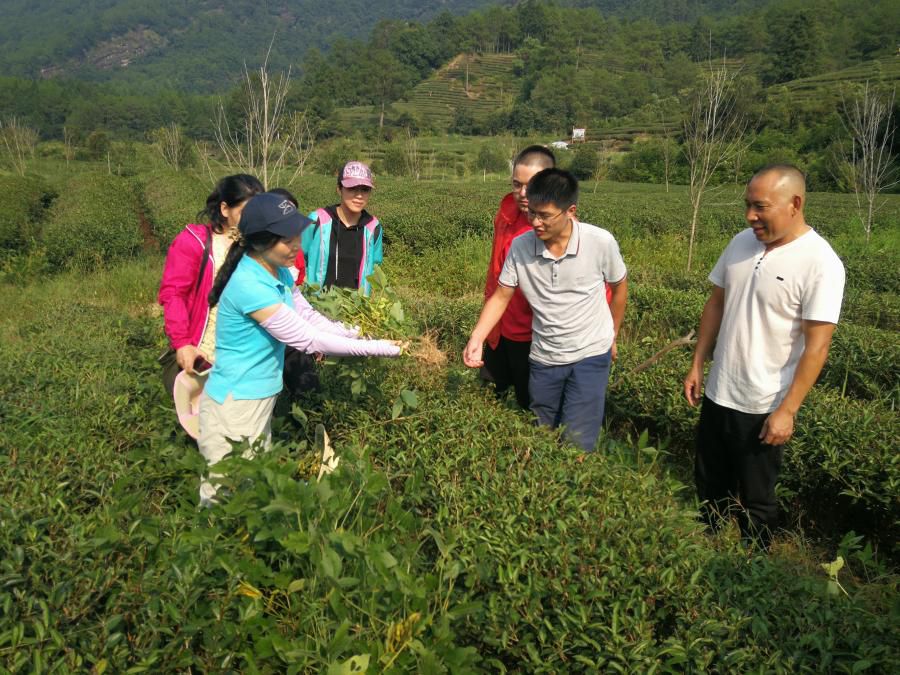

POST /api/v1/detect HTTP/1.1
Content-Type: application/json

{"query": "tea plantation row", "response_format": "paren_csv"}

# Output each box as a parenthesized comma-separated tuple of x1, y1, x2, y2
(2, 167, 897, 548)
(0, 262, 897, 671)
(0, 167, 898, 670)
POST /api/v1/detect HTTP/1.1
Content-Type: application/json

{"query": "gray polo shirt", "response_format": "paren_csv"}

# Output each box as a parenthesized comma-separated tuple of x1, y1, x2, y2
(499, 219, 626, 366)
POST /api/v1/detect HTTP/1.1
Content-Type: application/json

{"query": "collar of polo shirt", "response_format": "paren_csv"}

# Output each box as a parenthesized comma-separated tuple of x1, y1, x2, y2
(535, 218, 581, 260)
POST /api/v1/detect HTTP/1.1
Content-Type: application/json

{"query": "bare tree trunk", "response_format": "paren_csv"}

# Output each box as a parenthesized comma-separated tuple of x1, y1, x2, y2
(687, 198, 702, 273)
(63, 125, 74, 168)
(0, 117, 38, 176)
(840, 83, 897, 244)
(682, 58, 748, 272)
(404, 127, 420, 180)
(212, 39, 316, 187)
(660, 124, 672, 193)
(153, 123, 187, 171)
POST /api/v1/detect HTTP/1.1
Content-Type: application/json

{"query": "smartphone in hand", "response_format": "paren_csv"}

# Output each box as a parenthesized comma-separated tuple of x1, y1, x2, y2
(193, 356, 213, 375)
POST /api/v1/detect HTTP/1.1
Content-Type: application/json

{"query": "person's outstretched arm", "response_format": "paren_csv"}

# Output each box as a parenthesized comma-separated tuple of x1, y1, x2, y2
(462, 285, 515, 368)
(291, 287, 360, 337)
(251, 303, 401, 358)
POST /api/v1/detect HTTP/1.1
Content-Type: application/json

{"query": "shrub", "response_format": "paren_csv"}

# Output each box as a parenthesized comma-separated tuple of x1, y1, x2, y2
(377, 188, 491, 254)
(841, 288, 900, 331)
(821, 323, 900, 402)
(137, 170, 211, 248)
(0, 173, 55, 256)
(41, 173, 143, 270)
(568, 146, 600, 180)
(786, 389, 900, 547)
(398, 290, 481, 354)
(312, 137, 369, 177)
(474, 143, 509, 174)
(377, 141, 408, 176)
(606, 334, 900, 553)
(85, 130, 111, 160)
(354, 388, 899, 672)
(1, 261, 898, 672)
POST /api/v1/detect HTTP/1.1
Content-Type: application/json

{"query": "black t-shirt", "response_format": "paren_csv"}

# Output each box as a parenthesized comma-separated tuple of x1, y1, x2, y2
(323, 205, 374, 289)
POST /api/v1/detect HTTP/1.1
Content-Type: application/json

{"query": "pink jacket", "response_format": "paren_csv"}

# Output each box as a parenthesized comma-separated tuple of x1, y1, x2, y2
(158, 224, 214, 351)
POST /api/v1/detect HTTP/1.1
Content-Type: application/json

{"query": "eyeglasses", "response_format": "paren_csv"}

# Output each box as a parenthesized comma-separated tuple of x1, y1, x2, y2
(342, 185, 372, 194)
(527, 208, 564, 224)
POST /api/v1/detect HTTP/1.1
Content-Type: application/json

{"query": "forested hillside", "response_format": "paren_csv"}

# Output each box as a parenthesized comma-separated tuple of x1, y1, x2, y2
(1, 0, 897, 190)
(0, 0, 834, 93)
(0, 0, 491, 92)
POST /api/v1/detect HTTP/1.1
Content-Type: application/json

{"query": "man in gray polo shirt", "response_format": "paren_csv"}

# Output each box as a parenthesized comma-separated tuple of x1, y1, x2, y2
(463, 168, 628, 451)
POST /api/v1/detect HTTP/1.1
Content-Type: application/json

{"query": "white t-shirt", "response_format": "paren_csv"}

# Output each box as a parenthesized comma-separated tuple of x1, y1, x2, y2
(705, 228, 845, 414)
(499, 219, 626, 366)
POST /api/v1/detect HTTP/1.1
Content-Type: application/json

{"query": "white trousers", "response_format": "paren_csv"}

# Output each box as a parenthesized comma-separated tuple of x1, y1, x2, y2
(197, 391, 277, 506)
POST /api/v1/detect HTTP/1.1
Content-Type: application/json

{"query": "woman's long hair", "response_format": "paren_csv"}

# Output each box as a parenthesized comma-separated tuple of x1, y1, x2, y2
(208, 231, 281, 307)
(198, 174, 264, 233)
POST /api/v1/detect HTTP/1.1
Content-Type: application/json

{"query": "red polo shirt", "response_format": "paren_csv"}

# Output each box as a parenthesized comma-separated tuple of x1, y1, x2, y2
(485, 193, 534, 348)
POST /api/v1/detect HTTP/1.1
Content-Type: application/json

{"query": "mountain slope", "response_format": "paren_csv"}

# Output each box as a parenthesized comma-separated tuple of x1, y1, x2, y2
(0, 0, 494, 93)
(0, 0, 783, 93)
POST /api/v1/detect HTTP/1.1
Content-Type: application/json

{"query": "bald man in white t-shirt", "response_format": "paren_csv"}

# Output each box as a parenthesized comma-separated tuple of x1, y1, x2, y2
(683, 164, 845, 549)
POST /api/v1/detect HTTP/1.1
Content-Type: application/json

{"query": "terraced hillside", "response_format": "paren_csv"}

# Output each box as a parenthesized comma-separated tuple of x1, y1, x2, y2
(334, 53, 899, 143)
(775, 57, 900, 103)
(398, 53, 518, 127)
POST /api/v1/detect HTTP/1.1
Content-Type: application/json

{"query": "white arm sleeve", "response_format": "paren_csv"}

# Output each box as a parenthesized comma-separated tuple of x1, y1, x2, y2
(291, 287, 360, 337)
(260, 304, 399, 357)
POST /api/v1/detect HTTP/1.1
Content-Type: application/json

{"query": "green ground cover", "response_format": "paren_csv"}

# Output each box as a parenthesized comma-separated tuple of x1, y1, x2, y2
(1, 166, 898, 671)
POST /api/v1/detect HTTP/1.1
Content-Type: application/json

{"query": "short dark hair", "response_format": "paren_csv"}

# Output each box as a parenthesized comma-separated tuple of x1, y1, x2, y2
(269, 187, 299, 208)
(526, 168, 578, 210)
(513, 145, 556, 170)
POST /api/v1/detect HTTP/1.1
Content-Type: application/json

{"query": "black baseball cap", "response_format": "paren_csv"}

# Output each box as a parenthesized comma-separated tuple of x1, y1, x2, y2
(238, 192, 313, 238)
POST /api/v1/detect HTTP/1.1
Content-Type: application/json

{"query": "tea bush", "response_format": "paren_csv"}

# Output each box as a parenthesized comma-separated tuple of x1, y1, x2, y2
(787, 389, 900, 546)
(841, 287, 900, 331)
(0, 173, 55, 256)
(138, 169, 211, 247)
(822, 323, 900, 402)
(41, 173, 143, 270)
(606, 337, 900, 553)
(345, 386, 899, 672)
(1, 259, 898, 672)
(1, 168, 899, 670)
(384, 237, 490, 299)
(379, 196, 491, 254)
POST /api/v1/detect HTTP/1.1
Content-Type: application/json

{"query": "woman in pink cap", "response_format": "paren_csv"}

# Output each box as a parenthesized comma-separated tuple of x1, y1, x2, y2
(298, 161, 383, 295)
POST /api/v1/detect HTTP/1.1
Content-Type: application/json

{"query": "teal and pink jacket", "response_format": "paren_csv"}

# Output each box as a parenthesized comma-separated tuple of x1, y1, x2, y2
(158, 223, 214, 350)
(299, 207, 383, 296)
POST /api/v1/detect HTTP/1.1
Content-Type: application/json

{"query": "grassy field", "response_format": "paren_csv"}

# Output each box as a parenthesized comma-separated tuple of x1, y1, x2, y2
(1, 165, 898, 671)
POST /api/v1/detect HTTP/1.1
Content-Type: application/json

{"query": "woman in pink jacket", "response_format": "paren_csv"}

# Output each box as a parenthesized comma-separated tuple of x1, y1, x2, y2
(157, 174, 264, 394)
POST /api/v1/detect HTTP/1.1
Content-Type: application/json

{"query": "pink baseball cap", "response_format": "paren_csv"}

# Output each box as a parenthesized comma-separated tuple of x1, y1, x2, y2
(340, 161, 374, 189)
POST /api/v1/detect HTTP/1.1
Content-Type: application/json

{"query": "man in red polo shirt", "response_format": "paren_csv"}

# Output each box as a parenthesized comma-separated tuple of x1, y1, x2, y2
(480, 145, 556, 409)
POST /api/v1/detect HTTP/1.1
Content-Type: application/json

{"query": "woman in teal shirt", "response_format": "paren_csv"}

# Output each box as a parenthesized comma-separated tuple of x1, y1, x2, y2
(198, 192, 402, 505)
